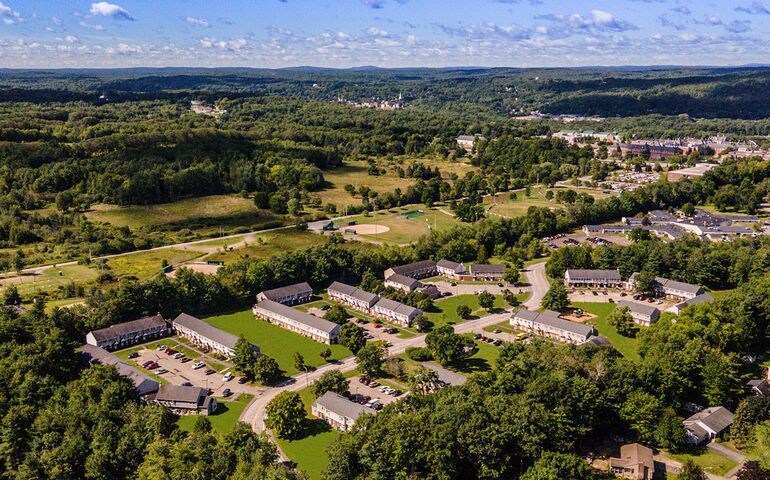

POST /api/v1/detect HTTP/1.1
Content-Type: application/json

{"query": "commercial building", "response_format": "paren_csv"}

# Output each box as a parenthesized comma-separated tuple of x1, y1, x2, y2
(253, 299, 340, 344)
(615, 300, 661, 327)
(327, 281, 380, 312)
(79, 344, 160, 396)
(152, 384, 217, 415)
(85, 315, 171, 351)
(667, 163, 716, 182)
(312, 391, 376, 431)
(510, 309, 594, 344)
(609, 443, 655, 480)
(683, 406, 734, 445)
(564, 269, 623, 289)
(384, 260, 437, 280)
(371, 297, 422, 327)
(256, 282, 313, 305)
(173, 313, 254, 358)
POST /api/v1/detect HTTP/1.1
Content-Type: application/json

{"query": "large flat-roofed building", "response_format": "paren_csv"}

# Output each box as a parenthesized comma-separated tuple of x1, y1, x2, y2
(609, 443, 655, 480)
(564, 269, 623, 288)
(253, 299, 340, 344)
(683, 406, 734, 445)
(327, 282, 380, 312)
(384, 273, 423, 293)
(173, 313, 253, 358)
(627, 273, 704, 300)
(371, 297, 421, 327)
(256, 282, 313, 305)
(384, 260, 437, 280)
(616, 300, 661, 327)
(152, 384, 217, 415)
(617, 143, 683, 160)
(667, 163, 716, 182)
(510, 309, 594, 344)
(312, 391, 376, 432)
(85, 315, 171, 351)
(80, 344, 160, 396)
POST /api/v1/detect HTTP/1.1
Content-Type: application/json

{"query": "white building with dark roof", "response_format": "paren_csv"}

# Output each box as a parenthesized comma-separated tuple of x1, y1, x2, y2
(328, 281, 380, 312)
(627, 273, 704, 300)
(253, 299, 340, 344)
(436, 259, 465, 278)
(85, 315, 171, 351)
(609, 443, 654, 480)
(668, 293, 714, 315)
(256, 282, 313, 305)
(80, 344, 160, 396)
(616, 300, 661, 327)
(683, 406, 734, 444)
(384, 260, 437, 280)
(384, 273, 423, 293)
(565, 269, 623, 288)
(152, 384, 217, 415)
(510, 309, 594, 344)
(312, 391, 376, 431)
(468, 263, 506, 280)
(371, 297, 421, 327)
(173, 313, 254, 358)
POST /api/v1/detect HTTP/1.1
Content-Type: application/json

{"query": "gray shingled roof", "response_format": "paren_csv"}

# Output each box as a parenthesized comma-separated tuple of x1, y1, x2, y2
(616, 300, 660, 317)
(385, 273, 422, 289)
(254, 299, 340, 334)
(259, 282, 312, 301)
(89, 315, 167, 342)
(677, 293, 714, 308)
(566, 269, 622, 282)
(80, 344, 159, 395)
(629, 273, 704, 295)
(173, 313, 241, 350)
(513, 309, 594, 337)
(328, 281, 379, 304)
(685, 406, 734, 433)
(155, 384, 207, 404)
(469, 264, 505, 274)
(436, 259, 462, 270)
(314, 391, 376, 421)
(373, 297, 421, 317)
(389, 260, 437, 276)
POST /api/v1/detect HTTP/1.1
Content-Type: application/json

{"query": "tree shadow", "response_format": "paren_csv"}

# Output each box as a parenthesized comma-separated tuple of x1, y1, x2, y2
(449, 357, 491, 374)
(297, 418, 334, 440)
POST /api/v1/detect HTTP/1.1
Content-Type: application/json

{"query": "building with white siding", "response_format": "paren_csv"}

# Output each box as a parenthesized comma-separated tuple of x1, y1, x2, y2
(510, 309, 594, 344)
(173, 313, 256, 358)
(327, 282, 379, 312)
(384, 260, 437, 280)
(85, 315, 171, 351)
(312, 391, 376, 431)
(615, 300, 661, 327)
(565, 269, 623, 288)
(253, 299, 340, 344)
(256, 282, 313, 305)
(371, 297, 422, 327)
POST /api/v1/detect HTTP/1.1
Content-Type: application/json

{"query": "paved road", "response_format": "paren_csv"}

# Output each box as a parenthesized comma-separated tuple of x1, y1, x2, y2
(522, 261, 548, 310)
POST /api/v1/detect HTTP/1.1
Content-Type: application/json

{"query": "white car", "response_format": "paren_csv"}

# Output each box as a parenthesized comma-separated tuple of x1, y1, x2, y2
(192, 362, 205, 370)
(223, 372, 234, 382)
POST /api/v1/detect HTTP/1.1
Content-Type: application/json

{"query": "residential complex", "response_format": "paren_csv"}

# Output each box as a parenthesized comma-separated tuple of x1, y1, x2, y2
(510, 309, 594, 344)
(616, 300, 660, 327)
(564, 269, 623, 289)
(312, 391, 377, 431)
(328, 281, 380, 312)
(85, 315, 171, 351)
(371, 297, 422, 327)
(609, 443, 654, 480)
(384, 273, 423, 293)
(683, 406, 734, 445)
(436, 259, 465, 277)
(384, 260, 437, 280)
(627, 273, 704, 301)
(256, 282, 313, 305)
(253, 299, 340, 344)
(152, 384, 217, 415)
(79, 344, 160, 396)
(172, 313, 255, 358)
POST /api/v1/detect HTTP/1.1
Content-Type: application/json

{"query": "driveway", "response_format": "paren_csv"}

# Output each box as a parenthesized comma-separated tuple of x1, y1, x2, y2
(522, 261, 548, 310)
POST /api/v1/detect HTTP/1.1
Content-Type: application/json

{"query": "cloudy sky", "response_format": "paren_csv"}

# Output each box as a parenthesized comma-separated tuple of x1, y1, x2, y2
(0, 0, 768, 68)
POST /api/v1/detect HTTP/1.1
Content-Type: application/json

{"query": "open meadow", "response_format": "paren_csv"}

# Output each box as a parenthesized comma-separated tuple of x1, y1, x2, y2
(333, 204, 463, 244)
(484, 186, 613, 219)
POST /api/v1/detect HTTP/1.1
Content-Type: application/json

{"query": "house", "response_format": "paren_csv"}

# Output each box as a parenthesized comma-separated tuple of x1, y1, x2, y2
(669, 293, 714, 315)
(616, 300, 661, 327)
(667, 163, 716, 182)
(747, 368, 770, 396)
(384, 260, 437, 280)
(85, 315, 171, 351)
(371, 297, 422, 327)
(468, 263, 506, 280)
(683, 406, 734, 444)
(510, 309, 594, 344)
(256, 282, 313, 305)
(173, 313, 255, 358)
(79, 344, 160, 396)
(312, 391, 376, 432)
(253, 299, 340, 344)
(152, 384, 217, 415)
(417, 283, 442, 299)
(627, 273, 704, 300)
(564, 269, 623, 288)
(609, 443, 655, 480)
(384, 273, 423, 293)
(436, 259, 465, 278)
(327, 281, 379, 312)
(456, 134, 486, 151)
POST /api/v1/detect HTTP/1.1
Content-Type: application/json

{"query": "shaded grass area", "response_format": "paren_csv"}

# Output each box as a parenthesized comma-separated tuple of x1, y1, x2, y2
(667, 448, 738, 476)
(176, 393, 254, 435)
(571, 302, 641, 361)
(205, 309, 352, 376)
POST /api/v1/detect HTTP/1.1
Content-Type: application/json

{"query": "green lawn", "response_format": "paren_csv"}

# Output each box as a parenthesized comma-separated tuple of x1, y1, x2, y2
(177, 393, 254, 435)
(571, 302, 640, 360)
(333, 204, 463, 245)
(205, 309, 352, 376)
(0, 263, 99, 297)
(447, 336, 501, 374)
(484, 186, 611, 219)
(106, 248, 204, 280)
(667, 449, 738, 476)
(425, 294, 508, 328)
(205, 230, 325, 263)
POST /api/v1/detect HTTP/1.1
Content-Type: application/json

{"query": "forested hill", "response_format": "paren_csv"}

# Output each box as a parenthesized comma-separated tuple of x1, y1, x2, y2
(2, 66, 770, 119)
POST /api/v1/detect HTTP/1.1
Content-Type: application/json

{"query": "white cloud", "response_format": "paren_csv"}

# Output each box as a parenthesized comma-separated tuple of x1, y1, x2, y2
(51, 16, 62, 25)
(200, 37, 248, 51)
(89, 2, 134, 20)
(79, 21, 105, 31)
(65, 35, 78, 44)
(0, 1, 22, 24)
(185, 16, 209, 27)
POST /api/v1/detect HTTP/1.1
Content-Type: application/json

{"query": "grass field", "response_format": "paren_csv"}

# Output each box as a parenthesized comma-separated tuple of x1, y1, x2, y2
(484, 186, 611, 219)
(86, 194, 275, 231)
(314, 160, 417, 208)
(571, 302, 641, 360)
(205, 309, 352, 376)
(667, 449, 738, 476)
(333, 205, 463, 244)
(0, 264, 99, 296)
(205, 230, 325, 263)
(448, 336, 501, 374)
(177, 393, 254, 435)
(106, 248, 204, 280)
(425, 294, 508, 328)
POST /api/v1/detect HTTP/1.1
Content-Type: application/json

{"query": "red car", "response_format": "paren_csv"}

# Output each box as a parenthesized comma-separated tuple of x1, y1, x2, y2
(165, 348, 176, 355)
(373, 324, 382, 329)
(145, 362, 159, 370)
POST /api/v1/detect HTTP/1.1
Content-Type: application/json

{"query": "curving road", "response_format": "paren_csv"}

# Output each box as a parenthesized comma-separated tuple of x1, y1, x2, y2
(522, 261, 548, 310)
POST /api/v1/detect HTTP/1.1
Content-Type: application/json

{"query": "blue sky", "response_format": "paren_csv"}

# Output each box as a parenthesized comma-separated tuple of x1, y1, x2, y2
(0, 0, 767, 68)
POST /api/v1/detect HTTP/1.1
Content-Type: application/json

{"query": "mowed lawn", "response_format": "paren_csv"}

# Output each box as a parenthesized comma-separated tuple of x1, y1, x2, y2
(205, 230, 325, 263)
(667, 449, 738, 476)
(334, 205, 463, 244)
(484, 186, 612, 219)
(106, 248, 204, 280)
(205, 309, 352, 376)
(177, 393, 254, 435)
(426, 294, 508, 328)
(315, 160, 416, 208)
(0, 263, 99, 296)
(571, 302, 641, 361)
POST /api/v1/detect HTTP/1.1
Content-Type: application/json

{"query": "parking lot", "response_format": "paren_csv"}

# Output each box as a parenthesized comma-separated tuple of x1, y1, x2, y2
(348, 376, 404, 407)
(545, 230, 632, 248)
(429, 280, 524, 297)
(567, 289, 674, 309)
(126, 346, 264, 396)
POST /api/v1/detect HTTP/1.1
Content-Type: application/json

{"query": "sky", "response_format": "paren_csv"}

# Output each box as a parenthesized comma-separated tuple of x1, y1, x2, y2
(0, 0, 768, 68)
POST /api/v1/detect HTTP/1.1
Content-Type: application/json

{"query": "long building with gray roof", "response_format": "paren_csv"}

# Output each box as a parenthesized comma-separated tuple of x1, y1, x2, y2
(511, 309, 594, 344)
(312, 391, 376, 432)
(253, 299, 340, 344)
(173, 313, 256, 358)
(328, 281, 380, 312)
(80, 344, 160, 396)
(256, 282, 313, 305)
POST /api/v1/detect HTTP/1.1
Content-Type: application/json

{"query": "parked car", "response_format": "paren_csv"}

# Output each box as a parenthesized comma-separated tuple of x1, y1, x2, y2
(443, 291, 452, 297)
(157, 368, 169, 374)
(222, 388, 232, 397)
(156, 345, 167, 351)
(237, 377, 248, 384)
(223, 372, 235, 382)
(493, 340, 502, 346)
(146, 362, 159, 370)
(192, 362, 205, 370)
(142, 360, 154, 367)
(128, 352, 140, 359)
(321, 305, 331, 311)
(493, 329, 502, 334)
(474, 333, 482, 339)
(369, 381, 380, 388)
(165, 348, 176, 355)
(373, 324, 382, 329)
(205, 369, 215, 375)
(173, 352, 184, 359)
(181, 381, 193, 387)
(180, 357, 191, 363)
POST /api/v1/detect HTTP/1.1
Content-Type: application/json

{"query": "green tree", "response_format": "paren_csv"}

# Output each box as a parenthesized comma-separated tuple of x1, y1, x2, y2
(355, 342, 386, 377)
(12, 250, 25, 277)
(324, 304, 349, 324)
(635, 269, 660, 296)
(2, 285, 21, 306)
(252, 355, 282, 385)
(682, 202, 695, 216)
(541, 282, 569, 311)
(232, 337, 259, 376)
(503, 266, 521, 285)
(608, 306, 638, 338)
(313, 370, 349, 398)
(679, 459, 708, 480)
(520, 452, 597, 480)
(320, 348, 332, 361)
(55, 191, 74, 212)
(409, 366, 440, 395)
(339, 322, 366, 354)
(478, 290, 495, 311)
(265, 391, 306, 440)
(503, 289, 520, 307)
(287, 198, 303, 217)
(425, 325, 474, 366)
(411, 314, 429, 331)
(456, 304, 472, 319)
(736, 461, 770, 480)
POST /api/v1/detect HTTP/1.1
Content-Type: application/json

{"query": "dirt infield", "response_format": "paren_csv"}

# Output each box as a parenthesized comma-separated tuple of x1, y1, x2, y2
(344, 224, 391, 235)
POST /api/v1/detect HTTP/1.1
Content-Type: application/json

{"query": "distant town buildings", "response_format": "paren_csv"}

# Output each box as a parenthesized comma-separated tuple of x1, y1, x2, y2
(190, 100, 225, 116)
(456, 134, 487, 151)
(336, 95, 401, 110)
